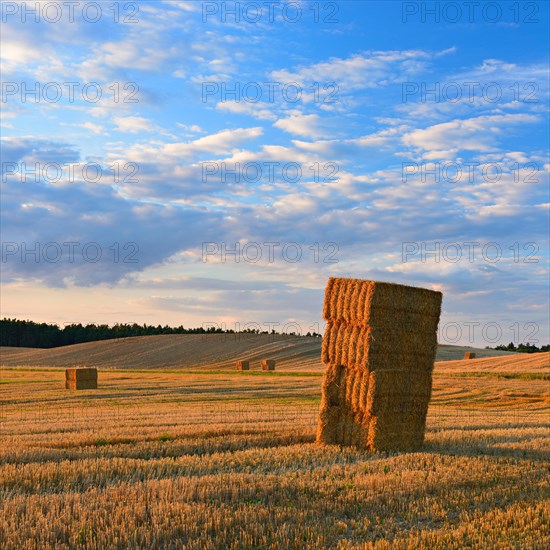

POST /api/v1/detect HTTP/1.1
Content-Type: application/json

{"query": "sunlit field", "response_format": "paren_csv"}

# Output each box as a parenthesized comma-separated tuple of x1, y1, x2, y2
(1, 364, 549, 549)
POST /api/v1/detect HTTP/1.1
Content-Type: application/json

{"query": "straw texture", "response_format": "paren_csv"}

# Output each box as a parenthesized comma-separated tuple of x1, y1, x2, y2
(261, 359, 276, 371)
(236, 360, 250, 371)
(65, 368, 98, 390)
(317, 278, 442, 451)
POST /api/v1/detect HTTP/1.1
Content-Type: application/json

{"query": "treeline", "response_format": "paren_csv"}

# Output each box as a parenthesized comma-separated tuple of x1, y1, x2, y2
(491, 342, 550, 353)
(0, 318, 322, 348)
(2, 318, 547, 352)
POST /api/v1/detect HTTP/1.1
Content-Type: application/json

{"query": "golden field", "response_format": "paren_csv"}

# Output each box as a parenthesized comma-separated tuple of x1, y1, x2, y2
(1, 349, 548, 549)
(0, 333, 516, 371)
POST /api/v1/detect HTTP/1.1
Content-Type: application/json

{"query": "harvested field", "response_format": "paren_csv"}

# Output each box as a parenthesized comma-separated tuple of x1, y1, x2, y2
(1, 353, 548, 549)
(0, 335, 516, 371)
(436, 352, 550, 375)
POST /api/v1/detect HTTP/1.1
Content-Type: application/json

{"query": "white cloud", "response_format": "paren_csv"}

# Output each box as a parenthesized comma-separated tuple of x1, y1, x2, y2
(274, 114, 323, 138)
(179, 127, 263, 154)
(270, 50, 438, 95)
(177, 123, 203, 133)
(216, 101, 278, 121)
(0, 25, 50, 73)
(402, 113, 539, 155)
(119, 127, 264, 165)
(76, 122, 106, 135)
(159, 1, 198, 11)
(113, 116, 154, 133)
(397, 59, 549, 124)
(172, 69, 186, 78)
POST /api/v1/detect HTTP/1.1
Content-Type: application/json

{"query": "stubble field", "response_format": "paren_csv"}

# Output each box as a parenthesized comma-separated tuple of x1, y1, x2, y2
(1, 354, 549, 549)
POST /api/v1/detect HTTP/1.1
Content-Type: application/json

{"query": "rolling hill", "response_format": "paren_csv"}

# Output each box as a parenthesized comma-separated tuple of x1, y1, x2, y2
(0, 333, 532, 371)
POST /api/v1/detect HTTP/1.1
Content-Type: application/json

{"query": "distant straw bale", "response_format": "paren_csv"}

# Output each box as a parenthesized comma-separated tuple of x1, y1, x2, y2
(464, 352, 476, 359)
(65, 367, 98, 390)
(261, 359, 275, 371)
(317, 278, 442, 452)
(236, 360, 250, 371)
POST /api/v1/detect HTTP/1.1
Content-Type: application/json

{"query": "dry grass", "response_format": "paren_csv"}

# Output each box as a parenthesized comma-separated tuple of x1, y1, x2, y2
(0, 334, 516, 371)
(436, 352, 550, 374)
(1, 357, 549, 549)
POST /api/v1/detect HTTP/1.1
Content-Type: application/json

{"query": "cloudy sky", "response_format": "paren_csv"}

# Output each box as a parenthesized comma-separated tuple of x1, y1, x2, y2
(1, 0, 548, 347)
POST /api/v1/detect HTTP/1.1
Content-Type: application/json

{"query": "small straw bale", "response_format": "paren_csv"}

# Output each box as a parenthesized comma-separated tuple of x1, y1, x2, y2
(464, 352, 476, 359)
(317, 278, 442, 452)
(65, 367, 98, 390)
(236, 360, 250, 371)
(261, 359, 275, 371)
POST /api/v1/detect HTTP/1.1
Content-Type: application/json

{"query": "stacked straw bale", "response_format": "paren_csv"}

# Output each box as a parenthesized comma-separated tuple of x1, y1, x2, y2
(261, 359, 276, 371)
(464, 352, 476, 359)
(317, 278, 442, 451)
(65, 368, 98, 390)
(236, 360, 250, 371)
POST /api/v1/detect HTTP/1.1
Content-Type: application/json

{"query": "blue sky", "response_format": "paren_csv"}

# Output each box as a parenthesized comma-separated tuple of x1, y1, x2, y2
(1, 0, 549, 347)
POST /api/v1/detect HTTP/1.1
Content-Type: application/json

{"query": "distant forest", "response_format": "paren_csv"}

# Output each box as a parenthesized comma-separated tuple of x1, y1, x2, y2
(0, 318, 322, 348)
(492, 342, 550, 353)
(0, 318, 547, 351)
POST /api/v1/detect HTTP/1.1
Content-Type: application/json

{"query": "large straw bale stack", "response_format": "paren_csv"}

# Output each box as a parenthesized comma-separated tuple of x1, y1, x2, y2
(65, 367, 98, 390)
(261, 359, 276, 371)
(464, 352, 476, 359)
(317, 278, 442, 451)
(236, 360, 250, 371)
